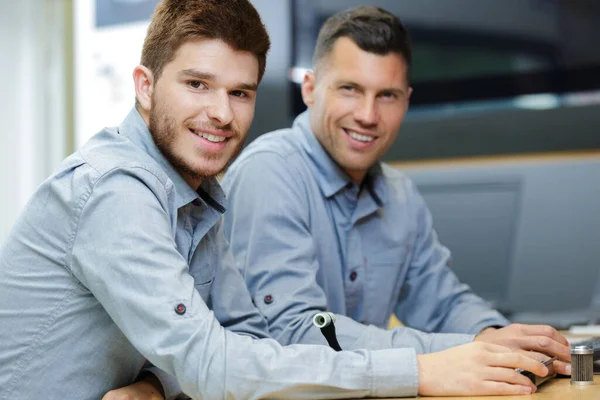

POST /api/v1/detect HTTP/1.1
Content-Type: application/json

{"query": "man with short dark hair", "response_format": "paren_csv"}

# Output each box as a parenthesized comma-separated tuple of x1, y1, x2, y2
(222, 5, 572, 396)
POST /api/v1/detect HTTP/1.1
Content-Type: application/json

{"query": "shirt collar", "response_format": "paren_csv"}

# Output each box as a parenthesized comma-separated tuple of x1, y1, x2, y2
(117, 107, 226, 212)
(294, 110, 387, 205)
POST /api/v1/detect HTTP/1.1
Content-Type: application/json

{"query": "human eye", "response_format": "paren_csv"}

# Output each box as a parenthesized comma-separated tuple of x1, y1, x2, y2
(380, 91, 398, 100)
(339, 85, 355, 93)
(188, 80, 207, 90)
(230, 90, 249, 98)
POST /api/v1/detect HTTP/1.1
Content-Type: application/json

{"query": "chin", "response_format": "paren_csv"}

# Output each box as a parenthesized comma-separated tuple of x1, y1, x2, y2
(343, 159, 374, 171)
(197, 162, 227, 178)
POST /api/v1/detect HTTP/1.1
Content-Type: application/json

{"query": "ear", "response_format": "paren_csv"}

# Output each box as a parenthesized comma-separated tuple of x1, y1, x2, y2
(405, 86, 413, 109)
(301, 70, 316, 109)
(133, 65, 154, 111)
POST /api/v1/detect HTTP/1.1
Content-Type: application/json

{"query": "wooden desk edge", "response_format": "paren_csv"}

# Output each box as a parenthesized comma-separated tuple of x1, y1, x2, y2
(388, 150, 600, 170)
(380, 375, 599, 399)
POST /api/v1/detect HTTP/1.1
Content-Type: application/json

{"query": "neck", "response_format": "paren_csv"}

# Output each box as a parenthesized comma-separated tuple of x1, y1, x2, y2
(346, 169, 367, 186)
(136, 103, 150, 127)
(183, 175, 203, 191)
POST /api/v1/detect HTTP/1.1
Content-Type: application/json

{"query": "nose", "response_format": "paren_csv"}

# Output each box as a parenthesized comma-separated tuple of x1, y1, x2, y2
(207, 90, 234, 126)
(354, 95, 378, 126)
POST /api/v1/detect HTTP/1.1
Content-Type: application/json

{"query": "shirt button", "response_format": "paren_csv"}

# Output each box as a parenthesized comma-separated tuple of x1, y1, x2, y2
(350, 271, 358, 281)
(175, 303, 186, 315)
(264, 295, 274, 304)
(192, 199, 202, 207)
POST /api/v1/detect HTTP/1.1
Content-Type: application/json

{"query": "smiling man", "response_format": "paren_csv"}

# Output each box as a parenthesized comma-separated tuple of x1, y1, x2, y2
(221, 4, 571, 392)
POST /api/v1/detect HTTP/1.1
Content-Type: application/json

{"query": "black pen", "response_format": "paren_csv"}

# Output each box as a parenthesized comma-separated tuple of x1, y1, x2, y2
(517, 356, 558, 387)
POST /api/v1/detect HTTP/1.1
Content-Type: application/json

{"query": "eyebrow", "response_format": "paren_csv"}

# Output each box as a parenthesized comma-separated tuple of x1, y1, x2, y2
(336, 80, 407, 96)
(180, 69, 258, 92)
(381, 88, 407, 96)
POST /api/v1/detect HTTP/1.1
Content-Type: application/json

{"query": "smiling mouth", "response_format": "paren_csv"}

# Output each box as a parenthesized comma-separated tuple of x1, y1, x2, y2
(343, 128, 375, 143)
(190, 129, 228, 143)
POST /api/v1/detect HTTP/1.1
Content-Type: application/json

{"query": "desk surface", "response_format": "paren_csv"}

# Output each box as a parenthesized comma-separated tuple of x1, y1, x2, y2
(390, 375, 600, 399)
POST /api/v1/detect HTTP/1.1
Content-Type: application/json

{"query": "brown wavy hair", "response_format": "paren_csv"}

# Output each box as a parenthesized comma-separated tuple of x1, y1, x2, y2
(141, 0, 271, 83)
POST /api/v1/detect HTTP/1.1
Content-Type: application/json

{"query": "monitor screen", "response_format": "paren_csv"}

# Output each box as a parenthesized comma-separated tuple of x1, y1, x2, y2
(416, 180, 522, 310)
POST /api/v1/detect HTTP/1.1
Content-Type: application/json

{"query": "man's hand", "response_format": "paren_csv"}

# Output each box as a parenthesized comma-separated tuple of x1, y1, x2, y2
(417, 342, 548, 396)
(102, 381, 164, 400)
(475, 324, 571, 375)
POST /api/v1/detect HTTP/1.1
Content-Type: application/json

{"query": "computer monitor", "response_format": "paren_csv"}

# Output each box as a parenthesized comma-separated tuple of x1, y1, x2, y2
(416, 179, 521, 310)
(402, 155, 600, 319)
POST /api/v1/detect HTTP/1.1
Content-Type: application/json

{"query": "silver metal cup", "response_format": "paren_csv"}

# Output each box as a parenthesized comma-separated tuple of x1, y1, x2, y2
(570, 346, 594, 385)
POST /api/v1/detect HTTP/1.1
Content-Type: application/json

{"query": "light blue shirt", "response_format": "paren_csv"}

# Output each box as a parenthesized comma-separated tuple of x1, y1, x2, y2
(222, 110, 509, 351)
(0, 108, 437, 399)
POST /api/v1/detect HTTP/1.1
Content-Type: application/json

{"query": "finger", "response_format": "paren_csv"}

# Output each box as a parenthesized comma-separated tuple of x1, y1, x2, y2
(520, 350, 550, 362)
(479, 342, 513, 354)
(483, 366, 537, 391)
(553, 331, 570, 347)
(553, 360, 571, 376)
(489, 353, 549, 377)
(520, 324, 570, 346)
(517, 336, 571, 361)
(478, 381, 534, 396)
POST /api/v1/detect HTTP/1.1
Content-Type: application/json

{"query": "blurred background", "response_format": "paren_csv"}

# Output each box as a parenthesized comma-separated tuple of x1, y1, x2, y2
(1, 0, 599, 326)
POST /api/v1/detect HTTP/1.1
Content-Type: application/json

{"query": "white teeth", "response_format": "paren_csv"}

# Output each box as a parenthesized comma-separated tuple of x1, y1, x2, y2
(347, 130, 374, 142)
(193, 130, 226, 143)
(202, 133, 225, 143)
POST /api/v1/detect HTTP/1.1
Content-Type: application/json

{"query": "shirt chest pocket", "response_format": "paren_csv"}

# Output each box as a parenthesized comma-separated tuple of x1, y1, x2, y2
(189, 240, 217, 302)
(363, 244, 413, 325)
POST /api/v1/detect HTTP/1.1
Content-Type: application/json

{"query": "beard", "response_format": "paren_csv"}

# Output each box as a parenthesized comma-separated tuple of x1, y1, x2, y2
(148, 94, 245, 185)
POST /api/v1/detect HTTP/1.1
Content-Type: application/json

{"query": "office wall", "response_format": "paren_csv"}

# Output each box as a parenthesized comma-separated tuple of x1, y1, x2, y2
(316, 0, 562, 41)
(0, 3, 22, 240)
(0, 0, 70, 242)
(387, 102, 600, 161)
(247, 0, 294, 141)
(74, 0, 151, 147)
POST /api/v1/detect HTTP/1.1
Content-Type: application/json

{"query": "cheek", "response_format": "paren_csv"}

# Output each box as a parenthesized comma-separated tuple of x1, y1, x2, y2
(383, 108, 407, 132)
(327, 97, 357, 121)
(315, 92, 338, 116)
(379, 124, 401, 151)
(233, 103, 255, 129)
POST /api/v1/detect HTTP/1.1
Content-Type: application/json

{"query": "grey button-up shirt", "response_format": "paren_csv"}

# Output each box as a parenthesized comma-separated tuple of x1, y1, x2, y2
(0, 108, 426, 399)
(221, 110, 509, 351)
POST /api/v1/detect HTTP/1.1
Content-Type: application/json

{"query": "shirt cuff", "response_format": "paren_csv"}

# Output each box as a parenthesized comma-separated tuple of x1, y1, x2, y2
(144, 366, 190, 400)
(369, 347, 419, 398)
(469, 316, 511, 336)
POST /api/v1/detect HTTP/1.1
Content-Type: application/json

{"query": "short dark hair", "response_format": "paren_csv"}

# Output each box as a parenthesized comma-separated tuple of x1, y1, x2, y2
(141, 0, 271, 83)
(313, 6, 411, 75)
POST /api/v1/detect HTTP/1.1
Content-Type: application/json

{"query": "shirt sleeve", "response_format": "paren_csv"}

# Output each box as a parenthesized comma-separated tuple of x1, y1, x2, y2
(222, 152, 475, 354)
(68, 166, 420, 399)
(392, 179, 510, 335)
(139, 363, 190, 400)
(207, 218, 271, 340)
